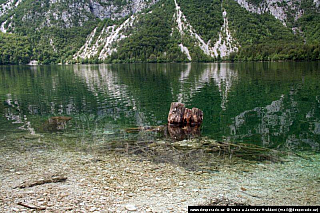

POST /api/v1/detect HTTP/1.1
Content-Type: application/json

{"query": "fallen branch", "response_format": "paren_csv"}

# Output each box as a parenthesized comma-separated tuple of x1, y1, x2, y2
(15, 174, 67, 189)
(292, 152, 313, 161)
(125, 126, 164, 133)
(17, 202, 46, 210)
(173, 138, 286, 162)
(240, 191, 264, 199)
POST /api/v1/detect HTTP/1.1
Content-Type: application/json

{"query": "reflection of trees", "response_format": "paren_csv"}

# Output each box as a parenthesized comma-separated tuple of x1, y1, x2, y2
(172, 63, 238, 110)
(226, 62, 320, 151)
(0, 65, 81, 116)
(73, 64, 148, 126)
(4, 94, 35, 134)
(73, 63, 238, 128)
(1, 62, 319, 150)
(229, 91, 320, 150)
(0, 65, 97, 132)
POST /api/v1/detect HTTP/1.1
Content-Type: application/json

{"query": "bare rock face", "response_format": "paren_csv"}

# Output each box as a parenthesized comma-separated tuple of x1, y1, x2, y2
(168, 102, 203, 125)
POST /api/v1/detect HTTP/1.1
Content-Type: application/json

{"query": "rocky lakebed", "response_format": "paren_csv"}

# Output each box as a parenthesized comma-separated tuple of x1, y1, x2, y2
(0, 131, 319, 212)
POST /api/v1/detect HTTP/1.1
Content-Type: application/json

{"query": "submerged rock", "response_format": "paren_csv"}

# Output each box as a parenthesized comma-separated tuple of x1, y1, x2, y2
(172, 139, 202, 149)
(40, 116, 72, 132)
(103, 130, 115, 135)
(23, 134, 43, 140)
(125, 204, 137, 211)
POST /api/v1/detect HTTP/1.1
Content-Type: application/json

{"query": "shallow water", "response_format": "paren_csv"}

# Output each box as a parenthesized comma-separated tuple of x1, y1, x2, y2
(1, 62, 320, 152)
(1, 63, 320, 209)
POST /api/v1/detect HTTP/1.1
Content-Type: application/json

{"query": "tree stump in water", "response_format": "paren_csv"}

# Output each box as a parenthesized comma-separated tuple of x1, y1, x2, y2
(191, 107, 203, 124)
(168, 102, 203, 125)
(183, 108, 192, 124)
(40, 116, 72, 132)
(168, 102, 186, 124)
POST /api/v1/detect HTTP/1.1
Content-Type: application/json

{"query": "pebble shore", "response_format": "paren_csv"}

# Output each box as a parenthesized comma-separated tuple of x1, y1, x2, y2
(0, 137, 319, 212)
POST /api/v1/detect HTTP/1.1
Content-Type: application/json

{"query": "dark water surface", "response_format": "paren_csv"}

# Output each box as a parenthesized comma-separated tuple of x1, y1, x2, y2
(1, 62, 320, 152)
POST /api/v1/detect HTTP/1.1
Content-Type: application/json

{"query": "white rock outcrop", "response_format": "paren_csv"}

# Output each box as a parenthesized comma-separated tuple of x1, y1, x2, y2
(0, 0, 22, 17)
(233, 0, 305, 25)
(74, 15, 137, 60)
(0, 0, 158, 29)
(0, 21, 7, 33)
(212, 10, 239, 58)
(173, 0, 238, 59)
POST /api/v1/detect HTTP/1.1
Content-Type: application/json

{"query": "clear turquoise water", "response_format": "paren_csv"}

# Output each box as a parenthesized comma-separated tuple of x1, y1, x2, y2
(0, 62, 319, 152)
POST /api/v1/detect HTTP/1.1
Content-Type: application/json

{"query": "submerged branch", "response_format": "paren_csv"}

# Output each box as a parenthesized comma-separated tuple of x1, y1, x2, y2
(172, 138, 286, 162)
(15, 174, 67, 189)
(17, 202, 46, 210)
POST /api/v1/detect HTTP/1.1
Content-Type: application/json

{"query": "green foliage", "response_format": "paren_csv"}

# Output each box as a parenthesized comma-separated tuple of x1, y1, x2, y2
(234, 43, 320, 61)
(177, 0, 223, 43)
(107, 0, 217, 63)
(298, 13, 320, 44)
(2, 0, 49, 34)
(0, 32, 32, 64)
(34, 21, 97, 64)
(0, 0, 319, 64)
(221, 0, 319, 61)
(224, 0, 301, 46)
(2, 0, 95, 34)
(297, 0, 320, 44)
(108, 1, 188, 63)
(0, 0, 100, 64)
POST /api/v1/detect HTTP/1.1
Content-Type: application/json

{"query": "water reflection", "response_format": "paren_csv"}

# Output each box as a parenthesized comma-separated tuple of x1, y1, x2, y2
(73, 64, 148, 127)
(175, 63, 237, 110)
(225, 63, 320, 150)
(0, 62, 319, 151)
(167, 124, 201, 141)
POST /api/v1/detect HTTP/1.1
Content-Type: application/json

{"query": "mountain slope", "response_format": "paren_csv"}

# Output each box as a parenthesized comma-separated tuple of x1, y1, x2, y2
(0, 0, 158, 31)
(75, 0, 240, 62)
(74, 0, 320, 62)
(0, 0, 319, 64)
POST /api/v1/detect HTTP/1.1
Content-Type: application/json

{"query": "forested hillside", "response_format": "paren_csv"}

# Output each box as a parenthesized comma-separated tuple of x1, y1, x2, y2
(0, 0, 319, 64)
(0, 32, 31, 64)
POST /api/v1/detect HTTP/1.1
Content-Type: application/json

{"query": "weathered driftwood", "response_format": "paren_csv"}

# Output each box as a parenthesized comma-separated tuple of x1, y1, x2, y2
(17, 202, 46, 210)
(183, 108, 192, 124)
(171, 138, 284, 162)
(15, 174, 67, 189)
(168, 102, 186, 124)
(168, 102, 203, 125)
(191, 108, 203, 124)
(125, 125, 165, 133)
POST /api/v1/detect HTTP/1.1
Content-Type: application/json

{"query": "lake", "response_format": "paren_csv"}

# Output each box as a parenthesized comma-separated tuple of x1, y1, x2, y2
(0, 62, 320, 152)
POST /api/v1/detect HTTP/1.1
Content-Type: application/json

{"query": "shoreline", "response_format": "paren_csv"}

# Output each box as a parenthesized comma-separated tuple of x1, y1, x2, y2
(0, 60, 319, 66)
(1, 142, 319, 212)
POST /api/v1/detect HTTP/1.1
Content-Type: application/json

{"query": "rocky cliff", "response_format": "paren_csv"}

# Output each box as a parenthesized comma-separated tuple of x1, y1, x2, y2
(0, 0, 319, 64)
(0, 0, 158, 30)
